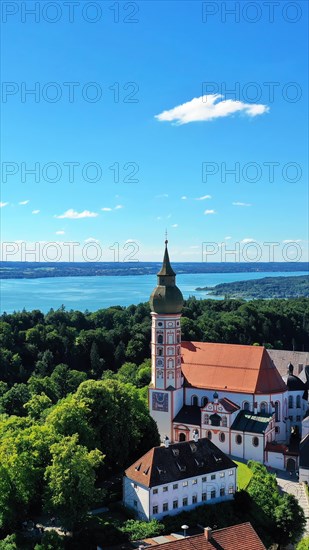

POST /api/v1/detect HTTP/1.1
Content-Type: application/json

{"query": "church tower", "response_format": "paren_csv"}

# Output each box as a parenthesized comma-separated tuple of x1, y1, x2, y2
(148, 240, 184, 442)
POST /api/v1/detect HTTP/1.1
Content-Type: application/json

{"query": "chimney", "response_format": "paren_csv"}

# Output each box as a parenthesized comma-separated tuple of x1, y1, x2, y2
(164, 436, 170, 448)
(193, 429, 199, 443)
(204, 527, 212, 540)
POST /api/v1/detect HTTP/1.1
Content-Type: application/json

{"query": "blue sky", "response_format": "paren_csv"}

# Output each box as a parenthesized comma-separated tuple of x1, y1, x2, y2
(1, 0, 308, 262)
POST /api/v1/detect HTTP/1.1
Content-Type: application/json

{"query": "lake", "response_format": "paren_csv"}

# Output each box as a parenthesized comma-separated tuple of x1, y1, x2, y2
(0, 271, 307, 313)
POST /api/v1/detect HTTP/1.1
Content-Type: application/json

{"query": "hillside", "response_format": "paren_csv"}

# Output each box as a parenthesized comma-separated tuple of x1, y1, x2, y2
(196, 275, 309, 299)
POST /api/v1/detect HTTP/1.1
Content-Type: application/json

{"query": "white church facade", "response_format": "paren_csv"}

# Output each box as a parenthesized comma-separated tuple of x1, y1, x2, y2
(148, 241, 309, 471)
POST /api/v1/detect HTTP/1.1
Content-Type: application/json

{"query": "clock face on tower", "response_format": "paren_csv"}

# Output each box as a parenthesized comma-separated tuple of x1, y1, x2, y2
(152, 391, 168, 412)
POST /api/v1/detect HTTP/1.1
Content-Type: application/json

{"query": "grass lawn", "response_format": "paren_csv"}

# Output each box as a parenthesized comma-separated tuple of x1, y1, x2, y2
(234, 461, 253, 490)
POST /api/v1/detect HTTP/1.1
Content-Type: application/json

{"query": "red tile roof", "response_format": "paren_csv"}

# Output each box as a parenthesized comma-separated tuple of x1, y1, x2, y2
(181, 342, 287, 394)
(150, 522, 266, 549)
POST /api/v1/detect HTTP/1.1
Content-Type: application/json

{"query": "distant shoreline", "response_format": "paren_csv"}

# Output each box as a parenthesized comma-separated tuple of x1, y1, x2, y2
(196, 275, 309, 299)
(1, 261, 308, 280)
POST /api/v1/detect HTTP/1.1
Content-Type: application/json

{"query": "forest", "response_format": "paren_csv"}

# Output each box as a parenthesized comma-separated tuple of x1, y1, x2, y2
(197, 275, 309, 299)
(0, 297, 308, 548)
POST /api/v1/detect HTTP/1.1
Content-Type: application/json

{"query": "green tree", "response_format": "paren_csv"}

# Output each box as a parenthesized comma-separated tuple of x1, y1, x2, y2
(0, 534, 18, 550)
(0, 383, 30, 416)
(24, 393, 52, 420)
(44, 434, 103, 530)
(34, 531, 65, 550)
(46, 396, 95, 447)
(297, 536, 309, 550)
(274, 493, 306, 545)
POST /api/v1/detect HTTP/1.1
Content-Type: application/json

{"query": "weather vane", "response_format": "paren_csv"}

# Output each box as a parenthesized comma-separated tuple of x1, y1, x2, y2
(165, 229, 168, 245)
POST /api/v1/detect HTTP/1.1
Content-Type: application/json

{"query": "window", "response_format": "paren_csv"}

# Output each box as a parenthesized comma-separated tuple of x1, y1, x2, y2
(163, 502, 168, 512)
(289, 415, 293, 421)
(133, 483, 137, 488)
(236, 434, 242, 445)
(275, 401, 280, 422)
(191, 395, 198, 406)
(260, 402, 267, 414)
(243, 401, 250, 411)
(210, 413, 221, 427)
(192, 494, 197, 504)
(183, 481, 188, 487)
(219, 432, 225, 442)
(158, 348, 163, 356)
(153, 505, 158, 514)
(211, 489, 216, 499)
(202, 396, 208, 407)
(173, 483, 178, 490)
(228, 485, 234, 494)
(211, 474, 216, 480)
(173, 500, 178, 509)
(220, 487, 225, 497)
(183, 497, 188, 506)
(222, 416, 227, 427)
(220, 472, 225, 478)
(288, 396, 293, 408)
(229, 470, 234, 476)
(202, 476, 207, 482)
(252, 437, 259, 447)
(207, 431, 212, 440)
(275, 426, 280, 434)
(153, 488, 158, 494)
(134, 500, 137, 507)
(192, 479, 197, 485)
(296, 415, 301, 422)
(163, 486, 168, 492)
(157, 334, 163, 344)
(296, 395, 301, 408)
(176, 334, 180, 343)
(158, 322, 163, 327)
(202, 492, 207, 501)
(204, 414, 209, 425)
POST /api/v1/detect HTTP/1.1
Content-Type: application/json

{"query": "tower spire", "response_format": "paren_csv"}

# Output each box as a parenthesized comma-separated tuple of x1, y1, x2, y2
(157, 237, 176, 277)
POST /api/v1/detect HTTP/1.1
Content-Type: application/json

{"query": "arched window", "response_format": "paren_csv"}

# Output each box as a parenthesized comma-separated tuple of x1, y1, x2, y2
(179, 433, 186, 442)
(219, 432, 225, 442)
(207, 431, 212, 440)
(176, 333, 180, 343)
(243, 401, 250, 411)
(296, 395, 301, 408)
(168, 334, 174, 344)
(252, 437, 259, 447)
(260, 402, 268, 414)
(158, 348, 163, 356)
(288, 395, 293, 408)
(191, 395, 198, 406)
(222, 416, 227, 427)
(204, 414, 209, 425)
(167, 347, 173, 356)
(236, 434, 242, 445)
(201, 396, 208, 407)
(275, 401, 280, 422)
(157, 334, 163, 344)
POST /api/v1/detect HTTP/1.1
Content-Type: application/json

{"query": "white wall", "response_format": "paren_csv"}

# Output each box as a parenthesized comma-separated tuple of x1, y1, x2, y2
(230, 432, 265, 463)
(149, 388, 172, 441)
(265, 451, 285, 471)
(123, 477, 150, 520)
(148, 468, 236, 519)
(299, 468, 309, 483)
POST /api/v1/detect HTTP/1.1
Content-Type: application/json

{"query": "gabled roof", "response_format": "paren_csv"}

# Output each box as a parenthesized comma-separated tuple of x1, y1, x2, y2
(219, 397, 240, 413)
(149, 522, 266, 550)
(231, 410, 272, 434)
(267, 349, 309, 379)
(125, 437, 236, 489)
(181, 342, 287, 394)
(173, 405, 201, 426)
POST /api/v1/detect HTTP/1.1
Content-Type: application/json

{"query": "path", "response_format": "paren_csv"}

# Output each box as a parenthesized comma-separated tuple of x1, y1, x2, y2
(275, 471, 309, 535)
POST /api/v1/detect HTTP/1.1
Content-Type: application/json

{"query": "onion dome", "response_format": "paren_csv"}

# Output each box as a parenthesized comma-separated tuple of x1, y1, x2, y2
(150, 240, 184, 314)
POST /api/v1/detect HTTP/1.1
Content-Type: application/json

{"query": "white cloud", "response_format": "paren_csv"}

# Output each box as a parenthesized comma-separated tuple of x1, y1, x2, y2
(155, 94, 269, 125)
(232, 201, 252, 207)
(171, 224, 178, 228)
(19, 200, 29, 205)
(55, 209, 98, 219)
(156, 216, 162, 221)
(190, 245, 199, 249)
(101, 207, 112, 212)
(181, 196, 187, 200)
(155, 193, 169, 198)
(84, 237, 100, 243)
(0, 202, 8, 208)
(56, 230, 65, 235)
(204, 209, 216, 215)
(32, 209, 40, 214)
(115, 204, 123, 210)
(241, 238, 255, 243)
(225, 236, 232, 240)
(195, 195, 212, 200)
